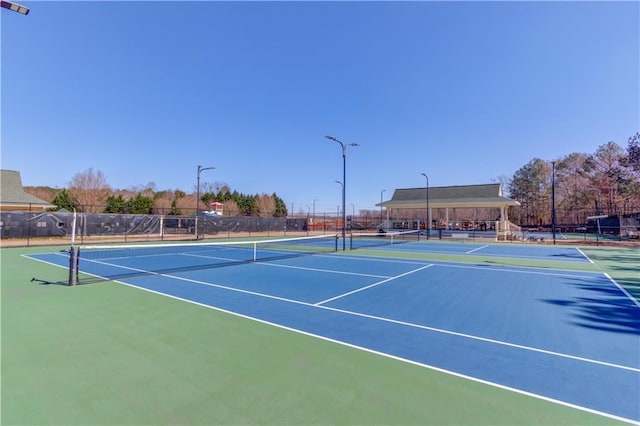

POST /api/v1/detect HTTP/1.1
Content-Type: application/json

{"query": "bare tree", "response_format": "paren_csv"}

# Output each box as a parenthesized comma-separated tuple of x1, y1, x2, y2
(23, 186, 56, 203)
(68, 168, 111, 213)
(255, 193, 276, 217)
(127, 182, 156, 198)
(628, 133, 640, 173)
(177, 193, 198, 215)
(153, 194, 173, 215)
(556, 152, 596, 222)
(592, 141, 626, 215)
(201, 181, 230, 196)
(223, 200, 240, 216)
(153, 189, 183, 215)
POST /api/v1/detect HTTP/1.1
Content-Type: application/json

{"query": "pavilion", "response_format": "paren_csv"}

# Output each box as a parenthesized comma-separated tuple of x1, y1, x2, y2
(377, 183, 520, 239)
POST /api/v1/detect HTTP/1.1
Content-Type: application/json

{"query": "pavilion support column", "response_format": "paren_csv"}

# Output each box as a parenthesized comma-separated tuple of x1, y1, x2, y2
(499, 206, 508, 240)
(445, 208, 450, 229)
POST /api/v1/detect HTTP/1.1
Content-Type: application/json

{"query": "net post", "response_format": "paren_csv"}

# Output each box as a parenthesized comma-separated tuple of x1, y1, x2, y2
(68, 246, 75, 286)
(75, 247, 80, 285)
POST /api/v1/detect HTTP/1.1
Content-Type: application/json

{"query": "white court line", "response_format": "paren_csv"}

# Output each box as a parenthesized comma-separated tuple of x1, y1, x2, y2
(259, 262, 389, 279)
(605, 273, 640, 309)
(108, 280, 640, 425)
(21, 251, 73, 271)
(184, 252, 391, 278)
(179, 252, 249, 263)
(323, 252, 607, 282)
(22, 253, 640, 424)
(430, 262, 606, 280)
(369, 243, 593, 263)
(28, 253, 639, 370)
(78, 257, 639, 374)
(576, 247, 595, 263)
(339, 252, 606, 278)
(314, 264, 434, 305)
(465, 244, 488, 254)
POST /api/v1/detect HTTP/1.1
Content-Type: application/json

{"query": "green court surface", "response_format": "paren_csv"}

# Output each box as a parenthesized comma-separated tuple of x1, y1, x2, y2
(2, 243, 636, 425)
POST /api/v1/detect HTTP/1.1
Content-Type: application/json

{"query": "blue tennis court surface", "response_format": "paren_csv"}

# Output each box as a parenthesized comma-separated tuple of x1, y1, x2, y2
(27, 245, 640, 423)
(357, 240, 593, 263)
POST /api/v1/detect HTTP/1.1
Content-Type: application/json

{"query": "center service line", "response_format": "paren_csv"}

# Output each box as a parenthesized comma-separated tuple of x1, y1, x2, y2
(81, 257, 640, 374)
(314, 264, 434, 306)
(466, 244, 489, 254)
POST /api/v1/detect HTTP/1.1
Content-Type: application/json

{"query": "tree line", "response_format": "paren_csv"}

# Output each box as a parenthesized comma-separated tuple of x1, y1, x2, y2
(24, 133, 639, 224)
(26, 170, 288, 217)
(507, 133, 640, 226)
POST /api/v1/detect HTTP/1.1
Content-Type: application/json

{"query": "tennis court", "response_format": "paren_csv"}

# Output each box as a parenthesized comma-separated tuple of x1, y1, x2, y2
(351, 235, 592, 263)
(25, 236, 640, 424)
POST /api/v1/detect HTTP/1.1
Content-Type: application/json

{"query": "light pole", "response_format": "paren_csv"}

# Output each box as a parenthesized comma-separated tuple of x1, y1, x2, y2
(350, 203, 355, 230)
(196, 165, 215, 240)
(380, 189, 386, 227)
(1, 0, 29, 15)
(421, 173, 430, 239)
(335, 180, 345, 249)
(326, 135, 359, 250)
(551, 161, 556, 245)
(312, 199, 318, 232)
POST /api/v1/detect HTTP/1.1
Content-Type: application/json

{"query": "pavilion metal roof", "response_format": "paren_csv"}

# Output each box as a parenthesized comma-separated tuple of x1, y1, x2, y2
(378, 183, 519, 209)
(0, 170, 55, 210)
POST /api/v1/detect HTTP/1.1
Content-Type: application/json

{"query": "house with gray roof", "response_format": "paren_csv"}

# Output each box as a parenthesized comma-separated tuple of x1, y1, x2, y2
(0, 170, 55, 211)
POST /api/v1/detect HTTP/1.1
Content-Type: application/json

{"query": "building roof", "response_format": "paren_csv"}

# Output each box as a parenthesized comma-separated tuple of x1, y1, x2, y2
(378, 183, 520, 209)
(0, 170, 55, 209)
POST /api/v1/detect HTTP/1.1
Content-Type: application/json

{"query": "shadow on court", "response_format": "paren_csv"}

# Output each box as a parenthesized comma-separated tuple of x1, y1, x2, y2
(586, 250, 640, 301)
(30, 277, 68, 286)
(542, 277, 640, 335)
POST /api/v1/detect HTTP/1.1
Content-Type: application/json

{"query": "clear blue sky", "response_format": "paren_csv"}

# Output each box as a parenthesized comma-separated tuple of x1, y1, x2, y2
(2, 1, 638, 214)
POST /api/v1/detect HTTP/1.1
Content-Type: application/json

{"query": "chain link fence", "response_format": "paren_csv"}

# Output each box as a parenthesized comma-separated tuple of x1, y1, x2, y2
(2, 207, 638, 246)
(0, 211, 310, 246)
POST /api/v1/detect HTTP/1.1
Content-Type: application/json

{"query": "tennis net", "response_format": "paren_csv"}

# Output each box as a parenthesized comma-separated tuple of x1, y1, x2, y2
(68, 234, 338, 285)
(350, 230, 421, 250)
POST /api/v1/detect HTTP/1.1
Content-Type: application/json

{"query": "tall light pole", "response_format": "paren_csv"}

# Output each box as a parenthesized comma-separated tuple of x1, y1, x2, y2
(350, 203, 355, 229)
(196, 165, 215, 240)
(312, 198, 318, 232)
(421, 173, 430, 240)
(1, 0, 30, 15)
(326, 135, 359, 250)
(380, 189, 386, 227)
(551, 161, 556, 245)
(335, 180, 345, 249)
